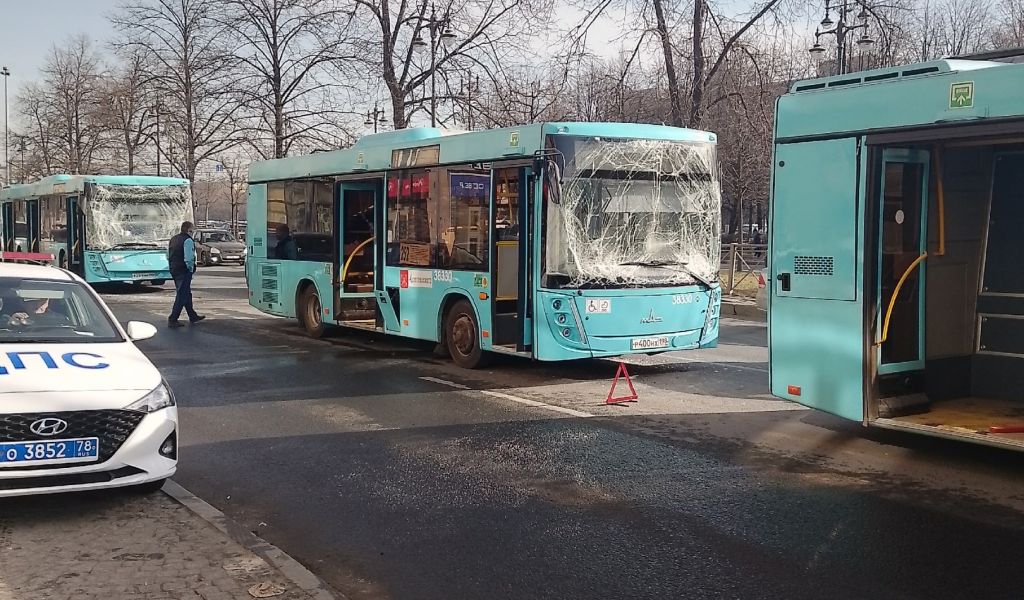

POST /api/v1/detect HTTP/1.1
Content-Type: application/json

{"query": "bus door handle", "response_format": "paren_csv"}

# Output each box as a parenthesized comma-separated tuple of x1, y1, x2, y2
(777, 272, 791, 292)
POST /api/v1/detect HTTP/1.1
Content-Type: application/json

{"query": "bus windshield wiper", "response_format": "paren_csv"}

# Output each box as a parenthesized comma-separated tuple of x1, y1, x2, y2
(618, 260, 714, 290)
(111, 242, 159, 249)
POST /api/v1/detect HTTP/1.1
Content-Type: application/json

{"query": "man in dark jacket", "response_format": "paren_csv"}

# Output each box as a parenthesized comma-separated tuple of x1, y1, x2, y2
(167, 221, 206, 328)
(275, 224, 299, 260)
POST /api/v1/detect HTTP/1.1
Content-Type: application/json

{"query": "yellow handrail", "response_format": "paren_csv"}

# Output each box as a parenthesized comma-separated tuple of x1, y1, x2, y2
(876, 252, 927, 346)
(341, 237, 375, 285)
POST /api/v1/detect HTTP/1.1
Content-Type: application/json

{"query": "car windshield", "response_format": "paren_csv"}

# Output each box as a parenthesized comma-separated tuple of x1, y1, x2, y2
(0, 277, 122, 343)
(85, 184, 193, 250)
(544, 135, 721, 288)
(202, 231, 235, 243)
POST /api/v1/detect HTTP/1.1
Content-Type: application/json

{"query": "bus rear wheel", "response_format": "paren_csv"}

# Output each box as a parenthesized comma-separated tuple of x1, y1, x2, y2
(299, 285, 326, 338)
(58, 251, 68, 269)
(445, 299, 485, 369)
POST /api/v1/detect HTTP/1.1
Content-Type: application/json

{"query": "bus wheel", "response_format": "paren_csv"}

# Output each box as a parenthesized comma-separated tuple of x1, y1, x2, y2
(299, 285, 326, 338)
(59, 252, 68, 269)
(445, 299, 485, 369)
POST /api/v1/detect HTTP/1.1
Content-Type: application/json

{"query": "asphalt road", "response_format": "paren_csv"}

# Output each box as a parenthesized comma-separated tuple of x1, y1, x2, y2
(101, 267, 1024, 600)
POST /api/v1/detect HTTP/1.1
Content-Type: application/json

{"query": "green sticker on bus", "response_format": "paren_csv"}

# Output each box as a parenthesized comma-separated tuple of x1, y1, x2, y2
(509, 131, 520, 147)
(949, 82, 974, 109)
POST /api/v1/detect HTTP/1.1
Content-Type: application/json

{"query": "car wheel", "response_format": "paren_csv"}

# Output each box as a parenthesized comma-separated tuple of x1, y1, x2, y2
(299, 285, 326, 338)
(445, 299, 486, 369)
(128, 478, 167, 494)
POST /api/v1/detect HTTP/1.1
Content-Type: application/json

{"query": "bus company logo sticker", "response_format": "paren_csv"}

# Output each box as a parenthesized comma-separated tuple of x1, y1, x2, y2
(473, 274, 488, 288)
(672, 293, 697, 305)
(640, 309, 663, 324)
(400, 269, 432, 289)
(949, 81, 974, 109)
(433, 270, 453, 283)
(585, 299, 611, 314)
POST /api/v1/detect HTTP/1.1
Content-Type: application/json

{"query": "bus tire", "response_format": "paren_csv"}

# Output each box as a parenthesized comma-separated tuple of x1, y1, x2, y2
(445, 299, 486, 369)
(58, 251, 67, 269)
(299, 285, 326, 339)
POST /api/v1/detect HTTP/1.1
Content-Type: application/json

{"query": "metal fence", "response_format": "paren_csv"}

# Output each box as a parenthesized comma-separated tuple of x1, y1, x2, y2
(720, 243, 767, 296)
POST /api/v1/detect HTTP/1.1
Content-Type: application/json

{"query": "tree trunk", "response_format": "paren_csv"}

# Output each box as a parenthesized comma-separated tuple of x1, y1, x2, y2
(690, 0, 706, 127)
(652, 0, 684, 127)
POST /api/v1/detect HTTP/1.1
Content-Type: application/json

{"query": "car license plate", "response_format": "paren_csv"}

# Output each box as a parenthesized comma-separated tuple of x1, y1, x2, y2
(0, 438, 100, 467)
(132, 272, 155, 279)
(631, 336, 670, 351)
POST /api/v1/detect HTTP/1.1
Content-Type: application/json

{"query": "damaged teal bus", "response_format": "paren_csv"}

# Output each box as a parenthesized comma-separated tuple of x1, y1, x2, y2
(246, 123, 723, 368)
(769, 55, 1024, 450)
(1, 175, 193, 285)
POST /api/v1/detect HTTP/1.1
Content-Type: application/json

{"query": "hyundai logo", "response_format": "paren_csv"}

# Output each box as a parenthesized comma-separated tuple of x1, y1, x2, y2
(640, 309, 663, 324)
(29, 418, 68, 437)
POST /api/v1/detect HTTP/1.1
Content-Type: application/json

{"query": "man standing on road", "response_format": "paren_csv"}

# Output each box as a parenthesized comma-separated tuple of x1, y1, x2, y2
(167, 221, 206, 328)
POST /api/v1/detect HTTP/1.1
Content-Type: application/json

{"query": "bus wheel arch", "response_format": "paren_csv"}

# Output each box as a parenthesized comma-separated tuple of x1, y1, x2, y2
(296, 279, 326, 338)
(441, 294, 487, 369)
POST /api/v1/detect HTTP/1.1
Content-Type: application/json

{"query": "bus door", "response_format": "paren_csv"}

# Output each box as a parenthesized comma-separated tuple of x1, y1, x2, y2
(66, 196, 84, 273)
(1, 202, 13, 252)
(336, 179, 381, 327)
(769, 138, 865, 422)
(491, 166, 533, 351)
(876, 149, 929, 377)
(26, 199, 40, 253)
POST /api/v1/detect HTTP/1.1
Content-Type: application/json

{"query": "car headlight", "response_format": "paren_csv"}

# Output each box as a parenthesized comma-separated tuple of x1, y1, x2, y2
(211, 247, 221, 255)
(126, 381, 176, 413)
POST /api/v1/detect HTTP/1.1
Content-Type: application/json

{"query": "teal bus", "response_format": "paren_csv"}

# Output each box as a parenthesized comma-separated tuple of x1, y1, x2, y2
(768, 57, 1024, 450)
(0, 174, 194, 285)
(246, 123, 723, 367)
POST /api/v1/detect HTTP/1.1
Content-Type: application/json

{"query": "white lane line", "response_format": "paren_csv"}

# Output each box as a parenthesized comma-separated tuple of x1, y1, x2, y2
(419, 376, 470, 389)
(481, 390, 594, 418)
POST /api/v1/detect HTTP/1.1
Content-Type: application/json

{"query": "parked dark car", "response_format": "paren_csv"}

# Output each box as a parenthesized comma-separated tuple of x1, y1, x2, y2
(195, 228, 246, 266)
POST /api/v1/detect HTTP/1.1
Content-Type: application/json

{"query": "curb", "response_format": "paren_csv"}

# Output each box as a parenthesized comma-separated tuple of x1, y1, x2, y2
(721, 301, 766, 322)
(162, 480, 344, 600)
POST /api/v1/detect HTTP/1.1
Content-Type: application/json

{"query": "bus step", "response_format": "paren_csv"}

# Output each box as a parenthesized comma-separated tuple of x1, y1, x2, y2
(879, 393, 930, 418)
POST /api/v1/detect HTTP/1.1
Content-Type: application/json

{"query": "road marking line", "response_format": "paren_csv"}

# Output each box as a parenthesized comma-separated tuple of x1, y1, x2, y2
(419, 376, 470, 389)
(481, 390, 594, 418)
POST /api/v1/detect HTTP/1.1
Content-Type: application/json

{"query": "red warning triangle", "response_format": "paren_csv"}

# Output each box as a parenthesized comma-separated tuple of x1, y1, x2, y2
(606, 362, 638, 404)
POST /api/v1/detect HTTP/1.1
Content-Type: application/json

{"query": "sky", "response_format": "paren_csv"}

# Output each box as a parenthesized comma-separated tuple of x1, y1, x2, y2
(0, 0, 117, 97)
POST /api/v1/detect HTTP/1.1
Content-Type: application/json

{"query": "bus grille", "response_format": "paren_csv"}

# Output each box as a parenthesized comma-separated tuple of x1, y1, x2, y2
(794, 256, 834, 276)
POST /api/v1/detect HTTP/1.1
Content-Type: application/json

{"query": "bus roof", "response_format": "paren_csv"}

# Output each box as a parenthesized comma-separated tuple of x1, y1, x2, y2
(777, 59, 1024, 141)
(249, 122, 716, 183)
(1, 174, 190, 201)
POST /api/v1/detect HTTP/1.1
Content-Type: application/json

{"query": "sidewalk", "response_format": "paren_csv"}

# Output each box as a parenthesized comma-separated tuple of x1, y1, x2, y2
(721, 296, 765, 321)
(0, 484, 336, 600)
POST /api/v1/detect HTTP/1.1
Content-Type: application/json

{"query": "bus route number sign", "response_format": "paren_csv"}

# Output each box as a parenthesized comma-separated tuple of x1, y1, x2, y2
(585, 299, 611, 314)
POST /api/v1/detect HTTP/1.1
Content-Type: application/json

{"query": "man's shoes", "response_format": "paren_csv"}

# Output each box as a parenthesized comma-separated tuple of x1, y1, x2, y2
(167, 320, 185, 329)
(189, 315, 207, 324)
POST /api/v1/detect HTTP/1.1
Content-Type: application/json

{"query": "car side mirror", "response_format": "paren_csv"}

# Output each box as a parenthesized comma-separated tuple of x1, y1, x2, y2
(126, 321, 158, 341)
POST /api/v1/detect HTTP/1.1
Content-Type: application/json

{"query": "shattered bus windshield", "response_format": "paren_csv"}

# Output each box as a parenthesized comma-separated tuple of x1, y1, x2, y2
(545, 136, 721, 288)
(85, 184, 193, 250)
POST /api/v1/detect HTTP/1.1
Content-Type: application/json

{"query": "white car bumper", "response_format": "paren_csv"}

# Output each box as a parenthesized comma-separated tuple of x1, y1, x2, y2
(0, 407, 178, 498)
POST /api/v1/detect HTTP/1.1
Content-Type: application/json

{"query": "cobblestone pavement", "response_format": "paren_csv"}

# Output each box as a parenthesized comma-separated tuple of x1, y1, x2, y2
(0, 488, 321, 600)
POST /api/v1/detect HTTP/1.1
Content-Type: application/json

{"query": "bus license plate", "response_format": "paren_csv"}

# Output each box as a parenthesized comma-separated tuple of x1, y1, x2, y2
(132, 272, 155, 279)
(0, 438, 100, 467)
(631, 336, 669, 351)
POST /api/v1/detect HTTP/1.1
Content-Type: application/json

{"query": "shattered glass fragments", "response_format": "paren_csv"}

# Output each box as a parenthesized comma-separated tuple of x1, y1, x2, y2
(86, 184, 194, 250)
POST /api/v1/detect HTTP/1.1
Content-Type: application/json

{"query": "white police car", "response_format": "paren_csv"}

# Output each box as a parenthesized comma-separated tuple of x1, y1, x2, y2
(0, 262, 177, 497)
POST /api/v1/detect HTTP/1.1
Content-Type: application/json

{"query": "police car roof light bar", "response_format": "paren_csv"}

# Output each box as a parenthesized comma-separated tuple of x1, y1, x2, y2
(0, 252, 57, 264)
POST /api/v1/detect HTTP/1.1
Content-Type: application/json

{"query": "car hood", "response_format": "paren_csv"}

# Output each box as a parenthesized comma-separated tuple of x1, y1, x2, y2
(206, 241, 245, 251)
(0, 342, 162, 396)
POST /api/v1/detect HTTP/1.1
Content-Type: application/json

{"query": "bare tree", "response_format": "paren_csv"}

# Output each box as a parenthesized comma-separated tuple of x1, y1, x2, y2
(568, 0, 785, 128)
(18, 83, 58, 177)
(351, 0, 551, 129)
(992, 0, 1024, 45)
(221, 0, 357, 158)
(115, 0, 245, 204)
(42, 36, 108, 174)
(103, 50, 157, 174)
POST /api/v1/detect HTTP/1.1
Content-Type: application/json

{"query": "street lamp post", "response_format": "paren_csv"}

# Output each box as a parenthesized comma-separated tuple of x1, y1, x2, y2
(153, 102, 162, 177)
(2, 67, 10, 184)
(809, 0, 875, 75)
(411, 2, 457, 127)
(364, 104, 388, 133)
